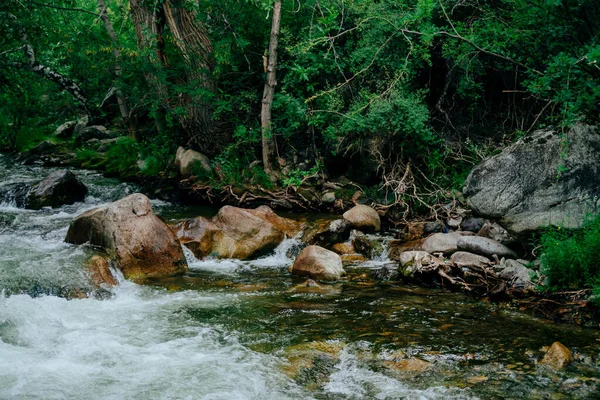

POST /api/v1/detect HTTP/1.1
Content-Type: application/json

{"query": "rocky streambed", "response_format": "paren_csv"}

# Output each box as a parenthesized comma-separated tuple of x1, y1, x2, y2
(1, 153, 600, 399)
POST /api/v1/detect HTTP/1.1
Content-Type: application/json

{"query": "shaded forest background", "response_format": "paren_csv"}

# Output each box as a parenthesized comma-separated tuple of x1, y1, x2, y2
(1, 0, 599, 210)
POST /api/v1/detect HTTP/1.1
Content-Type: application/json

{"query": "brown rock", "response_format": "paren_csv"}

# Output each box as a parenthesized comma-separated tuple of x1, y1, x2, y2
(291, 245, 345, 281)
(66, 193, 187, 281)
(343, 204, 381, 232)
(385, 357, 431, 372)
(540, 342, 573, 369)
(175, 205, 300, 260)
(341, 254, 367, 264)
(331, 242, 355, 255)
(87, 255, 117, 286)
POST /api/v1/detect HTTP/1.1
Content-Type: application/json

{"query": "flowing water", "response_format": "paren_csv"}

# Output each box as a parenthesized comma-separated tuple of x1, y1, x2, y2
(1, 154, 599, 400)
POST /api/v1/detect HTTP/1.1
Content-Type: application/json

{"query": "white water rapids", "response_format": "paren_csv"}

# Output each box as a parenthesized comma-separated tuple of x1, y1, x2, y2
(0, 155, 477, 400)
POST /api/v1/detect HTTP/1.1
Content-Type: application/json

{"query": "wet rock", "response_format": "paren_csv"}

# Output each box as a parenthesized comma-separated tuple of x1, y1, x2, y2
(26, 170, 88, 209)
(321, 192, 336, 203)
(291, 245, 345, 281)
(75, 125, 115, 143)
(540, 342, 573, 369)
(175, 205, 300, 260)
(343, 204, 381, 232)
(331, 242, 354, 255)
(281, 341, 345, 383)
(457, 236, 517, 259)
(175, 146, 212, 178)
(421, 232, 464, 255)
(87, 255, 117, 286)
(497, 260, 535, 289)
(461, 217, 484, 233)
(353, 235, 384, 258)
(55, 120, 77, 139)
(385, 357, 431, 372)
(340, 254, 367, 264)
(66, 193, 187, 280)
(450, 251, 492, 269)
(464, 125, 600, 235)
(303, 219, 351, 248)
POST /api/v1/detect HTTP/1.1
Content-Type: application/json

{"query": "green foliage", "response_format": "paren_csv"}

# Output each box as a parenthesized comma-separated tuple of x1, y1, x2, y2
(281, 162, 322, 188)
(540, 215, 600, 295)
(105, 137, 140, 175)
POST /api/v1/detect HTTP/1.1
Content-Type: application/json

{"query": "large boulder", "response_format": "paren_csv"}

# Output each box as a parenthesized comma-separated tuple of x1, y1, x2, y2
(464, 125, 600, 235)
(65, 193, 187, 280)
(26, 170, 88, 209)
(456, 236, 517, 259)
(291, 245, 345, 281)
(175, 146, 212, 178)
(175, 205, 300, 260)
(342, 204, 381, 232)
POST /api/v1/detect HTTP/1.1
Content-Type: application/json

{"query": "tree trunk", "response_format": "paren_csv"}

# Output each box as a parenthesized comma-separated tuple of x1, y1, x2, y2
(97, 0, 137, 140)
(162, 0, 218, 154)
(129, 0, 170, 135)
(129, 0, 221, 155)
(261, 1, 282, 178)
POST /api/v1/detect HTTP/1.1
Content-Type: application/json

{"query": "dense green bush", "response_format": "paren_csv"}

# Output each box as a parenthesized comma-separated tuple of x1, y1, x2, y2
(540, 215, 600, 296)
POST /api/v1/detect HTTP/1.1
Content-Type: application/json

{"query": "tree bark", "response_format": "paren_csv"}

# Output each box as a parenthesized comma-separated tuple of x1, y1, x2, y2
(129, 0, 221, 155)
(97, 0, 137, 140)
(261, 1, 282, 178)
(162, 0, 218, 154)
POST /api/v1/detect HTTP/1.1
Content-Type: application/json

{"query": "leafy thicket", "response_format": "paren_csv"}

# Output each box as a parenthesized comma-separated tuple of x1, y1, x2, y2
(0, 0, 599, 195)
(540, 215, 600, 300)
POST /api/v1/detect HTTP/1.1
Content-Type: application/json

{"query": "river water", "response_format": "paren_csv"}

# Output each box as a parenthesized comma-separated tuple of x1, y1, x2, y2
(0, 154, 599, 400)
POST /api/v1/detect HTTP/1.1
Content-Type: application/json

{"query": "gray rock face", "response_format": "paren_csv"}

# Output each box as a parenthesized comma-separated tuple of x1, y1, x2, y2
(457, 236, 517, 259)
(175, 146, 212, 178)
(26, 170, 87, 209)
(291, 245, 345, 281)
(463, 125, 600, 235)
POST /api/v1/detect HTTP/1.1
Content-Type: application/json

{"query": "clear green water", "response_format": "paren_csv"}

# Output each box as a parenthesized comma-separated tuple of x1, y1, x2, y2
(1, 154, 599, 399)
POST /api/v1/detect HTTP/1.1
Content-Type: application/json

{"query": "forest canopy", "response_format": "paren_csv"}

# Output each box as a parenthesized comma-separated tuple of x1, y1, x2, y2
(1, 0, 599, 197)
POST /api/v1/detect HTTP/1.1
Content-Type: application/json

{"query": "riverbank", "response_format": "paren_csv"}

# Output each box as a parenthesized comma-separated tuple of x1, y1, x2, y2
(1, 154, 600, 399)
(3, 148, 599, 330)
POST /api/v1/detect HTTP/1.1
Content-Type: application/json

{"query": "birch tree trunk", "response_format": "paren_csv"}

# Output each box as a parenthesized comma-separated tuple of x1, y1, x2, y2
(261, 1, 282, 178)
(97, 0, 137, 139)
